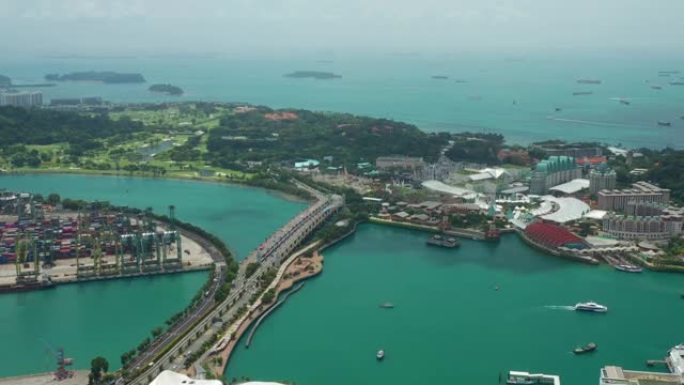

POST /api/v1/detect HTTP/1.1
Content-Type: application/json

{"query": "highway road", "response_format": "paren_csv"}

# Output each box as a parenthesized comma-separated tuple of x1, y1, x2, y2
(125, 184, 342, 384)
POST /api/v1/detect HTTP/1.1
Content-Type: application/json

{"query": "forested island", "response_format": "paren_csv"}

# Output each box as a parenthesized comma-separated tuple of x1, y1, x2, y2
(149, 84, 184, 95)
(284, 71, 342, 79)
(0, 102, 682, 203)
(45, 71, 146, 83)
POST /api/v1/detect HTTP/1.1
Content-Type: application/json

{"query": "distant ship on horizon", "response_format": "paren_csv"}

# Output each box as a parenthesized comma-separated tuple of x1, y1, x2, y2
(577, 79, 602, 84)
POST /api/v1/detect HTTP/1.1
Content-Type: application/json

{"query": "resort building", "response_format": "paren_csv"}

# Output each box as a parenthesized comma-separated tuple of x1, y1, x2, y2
(589, 164, 617, 194)
(376, 155, 425, 170)
(529, 156, 582, 195)
(598, 182, 671, 211)
(0, 90, 43, 107)
(599, 366, 682, 385)
(602, 213, 683, 241)
(538, 145, 603, 158)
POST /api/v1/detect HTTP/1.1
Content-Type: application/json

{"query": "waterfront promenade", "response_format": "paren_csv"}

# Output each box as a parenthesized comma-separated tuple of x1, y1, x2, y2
(125, 183, 343, 385)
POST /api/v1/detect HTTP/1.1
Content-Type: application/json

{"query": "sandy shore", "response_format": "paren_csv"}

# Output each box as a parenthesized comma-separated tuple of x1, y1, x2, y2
(0, 371, 89, 385)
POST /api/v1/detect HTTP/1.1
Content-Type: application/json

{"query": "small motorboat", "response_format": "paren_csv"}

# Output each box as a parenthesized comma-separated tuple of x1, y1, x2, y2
(376, 349, 385, 360)
(574, 302, 608, 313)
(574, 342, 597, 354)
(614, 264, 643, 273)
(379, 302, 395, 309)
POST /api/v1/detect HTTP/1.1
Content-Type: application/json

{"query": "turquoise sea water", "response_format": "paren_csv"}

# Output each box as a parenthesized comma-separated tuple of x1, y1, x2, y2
(0, 174, 306, 258)
(227, 224, 684, 385)
(2, 52, 683, 148)
(0, 174, 305, 376)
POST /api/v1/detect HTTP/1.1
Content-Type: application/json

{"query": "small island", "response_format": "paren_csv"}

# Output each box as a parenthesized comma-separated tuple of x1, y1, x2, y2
(45, 71, 146, 84)
(148, 84, 184, 96)
(0, 74, 11, 88)
(284, 71, 342, 80)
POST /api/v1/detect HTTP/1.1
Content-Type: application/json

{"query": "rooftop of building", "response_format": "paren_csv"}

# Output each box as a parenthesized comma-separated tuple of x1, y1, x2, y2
(538, 196, 590, 224)
(421, 180, 478, 199)
(599, 182, 671, 196)
(600, 366, 682, 385)
(549, 178, 590, 195)
(534, 156, 577, 173)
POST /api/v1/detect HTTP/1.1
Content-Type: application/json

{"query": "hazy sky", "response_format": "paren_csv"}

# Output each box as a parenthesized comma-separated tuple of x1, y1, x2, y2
(1, 0, 683, 56)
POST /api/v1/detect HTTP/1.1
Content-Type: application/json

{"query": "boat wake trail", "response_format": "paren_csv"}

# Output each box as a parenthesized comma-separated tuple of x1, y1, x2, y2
(544, 305, 575, 311)
(545, 116, 640, 128)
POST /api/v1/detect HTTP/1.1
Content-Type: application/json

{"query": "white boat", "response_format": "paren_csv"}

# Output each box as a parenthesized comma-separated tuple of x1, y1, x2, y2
(574, 301, 608, 313)
(376, 349, 385, 360)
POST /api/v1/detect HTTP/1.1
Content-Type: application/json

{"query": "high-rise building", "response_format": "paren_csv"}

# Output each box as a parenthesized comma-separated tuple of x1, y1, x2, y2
(529, 156, 582, 195)
(598, 181, 670, 211)
(589, 163, 616, 194)
(0, 91, 43, 107)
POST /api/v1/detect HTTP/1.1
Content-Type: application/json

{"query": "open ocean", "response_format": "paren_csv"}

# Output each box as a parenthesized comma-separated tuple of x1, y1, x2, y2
(2, 51, 683, 149)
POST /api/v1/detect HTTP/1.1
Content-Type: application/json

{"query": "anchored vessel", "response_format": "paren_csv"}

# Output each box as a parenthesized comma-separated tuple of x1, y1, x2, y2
(426, 234, 460, 248)
(658, 121, 672, 126)
(574, 301, 608, 313)
(614, 264, 643, 273)
(574, 342, 597, 354)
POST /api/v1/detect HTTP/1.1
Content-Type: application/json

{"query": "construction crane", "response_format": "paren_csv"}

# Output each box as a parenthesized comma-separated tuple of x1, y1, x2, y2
(44, 344, 74, 381)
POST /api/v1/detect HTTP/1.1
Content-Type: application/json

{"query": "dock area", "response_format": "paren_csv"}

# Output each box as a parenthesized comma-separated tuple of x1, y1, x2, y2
(0, 229, 214, 291)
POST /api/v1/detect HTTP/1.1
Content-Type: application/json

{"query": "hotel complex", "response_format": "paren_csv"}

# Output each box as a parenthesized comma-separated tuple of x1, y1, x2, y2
(598, 181, 671, 211)
(602, 213, 684, 241)
(529, 156, 582, 195)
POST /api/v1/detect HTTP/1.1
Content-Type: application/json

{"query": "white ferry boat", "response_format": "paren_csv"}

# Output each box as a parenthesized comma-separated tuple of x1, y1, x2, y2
(574, 301, 608, 313)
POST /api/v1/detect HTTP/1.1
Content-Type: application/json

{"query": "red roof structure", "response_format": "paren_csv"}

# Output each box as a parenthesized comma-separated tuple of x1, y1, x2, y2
(524, 222, 587, 249)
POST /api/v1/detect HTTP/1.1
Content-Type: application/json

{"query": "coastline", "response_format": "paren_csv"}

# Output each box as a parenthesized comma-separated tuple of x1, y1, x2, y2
(211, 246, 325, 379)
(0, 168, 311, 204)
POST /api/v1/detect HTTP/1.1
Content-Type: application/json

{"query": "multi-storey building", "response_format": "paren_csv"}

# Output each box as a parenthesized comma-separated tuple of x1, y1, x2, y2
(0, 91, 43, 107)
(597, 181, 671, 211)
(529, 156, 582, 195)
(589, 164, 617, 194)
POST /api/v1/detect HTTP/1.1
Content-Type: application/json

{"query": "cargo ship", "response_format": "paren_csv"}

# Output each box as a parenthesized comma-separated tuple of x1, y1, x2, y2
(426, 234, 459, 248)
(658, 121, 672, 127)
(670, 81, 684, 86)
(577, 79, 602, 84)
(0, 279, 55, 294)
(572, 91, 594, 96)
